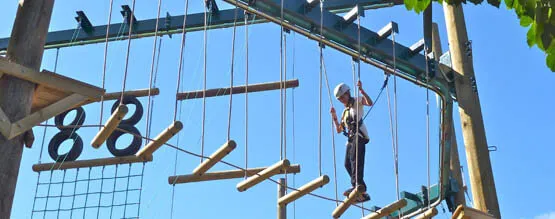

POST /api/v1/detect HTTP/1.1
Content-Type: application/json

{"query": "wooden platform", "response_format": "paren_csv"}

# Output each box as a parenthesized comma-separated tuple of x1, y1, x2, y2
(32, 155, 152, 172)
(0, 56, 105, 139)
(452, 205, 496, 219)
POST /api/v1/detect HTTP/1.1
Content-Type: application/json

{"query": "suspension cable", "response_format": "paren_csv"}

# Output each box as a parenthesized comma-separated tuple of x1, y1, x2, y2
(145, 0, 163, 145)
(227, 6, 239, 142)
(119, 0, 136, 103)
(99, 0, 115, 130)
(244, 11, 250, 179)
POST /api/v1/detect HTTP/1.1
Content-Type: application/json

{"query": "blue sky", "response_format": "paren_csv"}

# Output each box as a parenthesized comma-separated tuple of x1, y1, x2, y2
(1, 0, 554, 219)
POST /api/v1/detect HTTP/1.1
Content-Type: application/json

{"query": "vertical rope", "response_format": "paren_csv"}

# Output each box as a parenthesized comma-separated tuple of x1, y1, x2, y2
(109, 165, 119, 218)
(145, 0, 163, 145)
(173, 0, 190, 122)
(43, 171, 53, 218)
(318, 0, 324, 177)
(99, 0, 115, 130)
(56, 170, 67, 218)
(135, 163, 146, 218)
(122, 164, 132, 218)
(82, 168, 92, 218)
(279, 0, 284, 161)
(425, 43, 431, 209)
(244, 12, 250, 179)
(171, 98, 184, 219)
(291, 32, 298, 217)
(354, 12, 362, 193)
(200, 3, 210, 164)
(96, 166, 105, 219)
(119, 0, 137, 103)
(227, 6, 239, 142)
(391, 31, 402, 217)
(69, 169, 79, 218)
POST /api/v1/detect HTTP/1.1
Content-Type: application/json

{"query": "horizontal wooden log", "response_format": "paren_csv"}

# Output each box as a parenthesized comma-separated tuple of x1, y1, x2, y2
(91, 105, 128, 148)
(362, 199, 408, 219)
(192, 140, 237, 176)
(414, 208, 438, 219)
(176, 79, 299, 100)
(32, 155, 152, 172)
(237, 159, 290, 192)
(136, 121, 183, 159)
(80, 88, 160, 106)
(168, 164, 301, 184)
(332, 185, 363, 218)
(278, 175, 329, 206)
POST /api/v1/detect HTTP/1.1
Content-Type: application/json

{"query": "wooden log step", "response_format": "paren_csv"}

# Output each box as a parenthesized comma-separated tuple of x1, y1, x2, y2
(362, 199, 408, 219)
(176, 79, 299, 100)
(136, 121, 183, 159)
(168, 164, 301, 184)
(332, 185, 364, 218)
(278, 175, 329, 206)
(32, 155, 152, 172)
(236, 159, 290, 192)
(414, 208, 438, 219)
(91, 105, 128, 148)
(192, 140, 237, 176)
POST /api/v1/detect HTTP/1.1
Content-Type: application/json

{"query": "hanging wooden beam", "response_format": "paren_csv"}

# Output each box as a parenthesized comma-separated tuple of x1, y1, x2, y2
(236, 159, 290, 192)
(136, 121, 183, 159)
(168, 164, 301, 184)
(80, 88, 160, 106)
(278, 175, 329, 206)
(177, 79, 299, 100)
(332, 185, 363, 218)
(361, 199, 408, 219)
(90, 105, 128, 148)
(414, 208, 438, 219)
(192, 140, 237, 176)
(32, 155, 152, 172)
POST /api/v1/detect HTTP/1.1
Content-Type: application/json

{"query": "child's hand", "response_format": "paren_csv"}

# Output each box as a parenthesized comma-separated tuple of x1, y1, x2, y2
(330, 107, 337, 120)
(357, 80, 364, 92)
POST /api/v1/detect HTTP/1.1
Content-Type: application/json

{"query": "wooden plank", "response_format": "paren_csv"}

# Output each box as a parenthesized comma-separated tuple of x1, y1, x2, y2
(80, 88, 161, 106)
(32, 155, 152, 172)
(9, 93, 87, 139)
(177, 79, 299, 100)
(135, 121, 183, 159)
(362, 199, 408, 219)
(0, 56, 104, 98)
(237, 159, 290, 192)
(452, 205, 495, 219)
(90, 105, 128, 148)
(278, 175, 329, 206)
(169, 164, 301, 184)
(192, 140, 237, 176)
(31, 85, 69, 112)
(332, 185, 363, 218)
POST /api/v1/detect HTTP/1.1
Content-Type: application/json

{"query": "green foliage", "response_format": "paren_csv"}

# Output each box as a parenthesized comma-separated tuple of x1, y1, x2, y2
(404, 0, 555, 72)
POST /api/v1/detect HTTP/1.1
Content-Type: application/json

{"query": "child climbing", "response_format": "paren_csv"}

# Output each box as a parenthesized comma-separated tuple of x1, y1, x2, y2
(330, 80, 373, 203)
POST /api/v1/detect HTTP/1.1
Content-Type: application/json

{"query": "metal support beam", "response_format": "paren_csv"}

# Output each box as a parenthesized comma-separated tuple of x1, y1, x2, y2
(0, 0, 402, 51)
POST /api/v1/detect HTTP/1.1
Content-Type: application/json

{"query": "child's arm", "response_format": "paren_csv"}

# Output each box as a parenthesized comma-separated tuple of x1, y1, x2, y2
(357, 80, 373, 106)
(330, 107, 344, 133)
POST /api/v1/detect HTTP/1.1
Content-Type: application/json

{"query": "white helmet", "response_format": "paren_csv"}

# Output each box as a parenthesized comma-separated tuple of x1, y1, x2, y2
(334, 83, 350, 99)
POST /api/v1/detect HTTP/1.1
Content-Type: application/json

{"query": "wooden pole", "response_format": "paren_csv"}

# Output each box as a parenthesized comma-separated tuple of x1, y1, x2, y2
(0, 1, 55, 217)
(177, 79, 299, 100)
(431, 22, 466, 209)
(136, 121, 183, 159)
(168, 164, 301, 184)
(237, 159, 290, 192)
(91, 104, 128, 148)
(192, 140, 237, 175)
(278, 178, 286, 219)
(413, 208, 438, 219)
(443, 3, 500, 218)
(32, 155, 152, 172)
(361, 199, 408, 219)
(332, 185, 363, 218)
(278, 175, 329, 206)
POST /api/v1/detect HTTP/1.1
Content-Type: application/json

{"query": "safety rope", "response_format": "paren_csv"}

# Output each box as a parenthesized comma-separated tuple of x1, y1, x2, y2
(119, 0, 136, 103)
(279, 0, 285, 162)
(318, 0, 324, 177)
(354, 12, 362, 200)
(145, 0, 163, 145)
(425, 39, 432, 210)
(227, 5, 239, 142)
(99, 0, 114, 130)
(244, 11, 250, 179)
(292, 31, 298, 218)
(200, 2, 210, 164)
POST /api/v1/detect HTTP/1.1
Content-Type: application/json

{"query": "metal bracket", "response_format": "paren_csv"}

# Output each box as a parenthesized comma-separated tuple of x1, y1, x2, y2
(488, 145, 498, 152)
(341, 4, 364, 27)
(75, 11, 94, 34)
(465, 40, 472, 57)
(305, 0, 320, 11)
(205, 0, 220, 15)
(165, 12, 173, 38)
(469, 76, 478, 93)
(376, 22, 399, 43)
(120, 5, 138, 27)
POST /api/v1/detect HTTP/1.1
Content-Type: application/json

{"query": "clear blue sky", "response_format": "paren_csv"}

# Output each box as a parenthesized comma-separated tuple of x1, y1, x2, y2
(1, 0, 554, 219)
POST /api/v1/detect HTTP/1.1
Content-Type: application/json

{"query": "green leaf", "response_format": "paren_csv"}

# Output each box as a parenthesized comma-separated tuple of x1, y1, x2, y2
(523, 0, 537, 18)
(405, 0, 416, 11)
(546, 52, 555, 72)
(520, 15, 534, 26)
(505, 0, 515, 9)
(527, 22, 537, 47)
